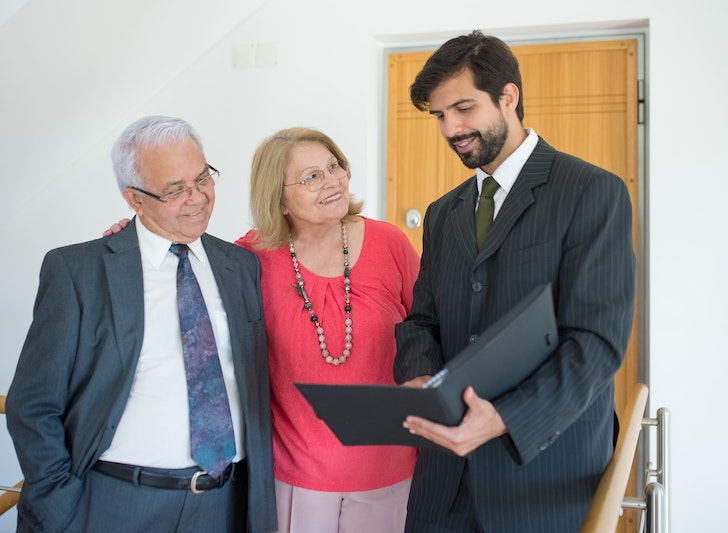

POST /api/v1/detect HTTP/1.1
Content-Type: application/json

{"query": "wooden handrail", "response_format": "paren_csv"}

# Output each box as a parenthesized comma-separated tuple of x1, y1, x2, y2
(0, 394, 24, 515)
(581, 383, 649, 533)
(0, 480, 23, 516)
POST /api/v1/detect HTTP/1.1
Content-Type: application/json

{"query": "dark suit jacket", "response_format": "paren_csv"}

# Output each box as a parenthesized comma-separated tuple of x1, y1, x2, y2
(394, 138, 636, 532)
(7, 221, 276, 533)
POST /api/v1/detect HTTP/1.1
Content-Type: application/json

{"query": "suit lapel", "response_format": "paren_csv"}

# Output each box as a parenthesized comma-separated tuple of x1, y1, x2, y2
(202, 234, 249, 358)
(451, 178, 479, 265)
(103, 220, 145, 370)
(477, 138, 555, 263)
(202, 234, 243, 320)
(202, 234, 251, 405)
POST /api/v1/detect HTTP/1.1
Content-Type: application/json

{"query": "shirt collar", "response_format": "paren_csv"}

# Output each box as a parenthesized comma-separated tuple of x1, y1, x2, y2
(134, 217, 206, 269)
(477, 128, 539, 192)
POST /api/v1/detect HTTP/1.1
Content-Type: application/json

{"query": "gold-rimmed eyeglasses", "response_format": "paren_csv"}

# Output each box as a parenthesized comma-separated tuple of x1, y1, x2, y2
(130, 165, 219, 203)
(284, 160, 349, 192)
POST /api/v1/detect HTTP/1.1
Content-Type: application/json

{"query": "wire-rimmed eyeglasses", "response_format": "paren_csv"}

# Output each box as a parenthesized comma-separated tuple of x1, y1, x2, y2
(129, 165, 219, 203)
(284, 160, 349, 192)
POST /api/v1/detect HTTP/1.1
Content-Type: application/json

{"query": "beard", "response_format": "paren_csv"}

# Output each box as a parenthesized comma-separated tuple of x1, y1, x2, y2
(448, 114, 509, 169)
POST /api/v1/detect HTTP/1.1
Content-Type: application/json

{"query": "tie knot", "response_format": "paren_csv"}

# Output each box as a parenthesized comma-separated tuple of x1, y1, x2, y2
(170, 243, 189, 259)
(480, 176, 499, 199)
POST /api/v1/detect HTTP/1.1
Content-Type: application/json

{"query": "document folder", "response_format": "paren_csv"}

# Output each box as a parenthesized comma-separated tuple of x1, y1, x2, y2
(296, 283, 558, 449)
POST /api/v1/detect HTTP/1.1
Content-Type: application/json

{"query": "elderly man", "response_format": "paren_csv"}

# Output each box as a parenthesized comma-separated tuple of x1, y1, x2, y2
(7, 116, 276, 532)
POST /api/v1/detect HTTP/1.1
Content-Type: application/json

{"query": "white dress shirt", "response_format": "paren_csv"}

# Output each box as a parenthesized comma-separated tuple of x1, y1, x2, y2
(100, 218, 244, 467)
(476, 128, 539, 219)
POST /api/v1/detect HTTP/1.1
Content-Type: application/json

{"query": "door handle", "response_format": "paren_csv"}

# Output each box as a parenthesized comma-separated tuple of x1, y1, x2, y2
(405, 208, 422, 229)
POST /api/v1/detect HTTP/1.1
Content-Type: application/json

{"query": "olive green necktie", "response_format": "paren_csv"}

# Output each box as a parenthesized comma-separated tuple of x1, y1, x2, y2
(475, 176, 500, 250)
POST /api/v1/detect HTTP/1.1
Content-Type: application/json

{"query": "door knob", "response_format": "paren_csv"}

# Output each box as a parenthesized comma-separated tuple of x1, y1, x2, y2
(405, 208, 422, 229)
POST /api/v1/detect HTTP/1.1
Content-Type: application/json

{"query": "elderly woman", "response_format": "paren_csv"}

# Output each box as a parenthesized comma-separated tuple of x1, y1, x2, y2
(236, 127, 418, 533)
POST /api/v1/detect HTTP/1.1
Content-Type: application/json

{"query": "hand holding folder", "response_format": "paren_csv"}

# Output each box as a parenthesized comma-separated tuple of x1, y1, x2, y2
(296, 284, 558, 450)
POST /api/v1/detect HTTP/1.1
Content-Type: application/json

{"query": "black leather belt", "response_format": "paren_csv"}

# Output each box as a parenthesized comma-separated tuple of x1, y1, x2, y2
(93, 460, 238, 494)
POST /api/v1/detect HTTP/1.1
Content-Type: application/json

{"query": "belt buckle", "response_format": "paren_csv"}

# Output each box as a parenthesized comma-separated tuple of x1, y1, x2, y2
(190, 470, 207, 494)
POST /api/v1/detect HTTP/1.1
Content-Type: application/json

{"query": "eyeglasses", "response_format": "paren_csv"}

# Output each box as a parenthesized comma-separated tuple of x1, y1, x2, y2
(130, 165, 219, 203)
(284, 160, 349, 192)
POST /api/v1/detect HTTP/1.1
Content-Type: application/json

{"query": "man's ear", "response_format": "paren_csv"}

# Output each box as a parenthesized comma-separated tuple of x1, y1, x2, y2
(500, 82, 520, 115)
(122, 188, 143, 214)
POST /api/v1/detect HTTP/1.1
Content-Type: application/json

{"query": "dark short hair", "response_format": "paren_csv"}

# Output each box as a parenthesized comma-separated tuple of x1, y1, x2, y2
(410, 30, 524, 122)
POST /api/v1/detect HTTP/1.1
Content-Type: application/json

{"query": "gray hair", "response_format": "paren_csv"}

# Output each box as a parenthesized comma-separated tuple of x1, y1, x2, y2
(111, 115, 204, 192)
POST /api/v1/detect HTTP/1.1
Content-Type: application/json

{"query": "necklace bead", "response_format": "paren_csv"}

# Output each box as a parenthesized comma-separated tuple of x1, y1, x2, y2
(289, 221, 352, 365)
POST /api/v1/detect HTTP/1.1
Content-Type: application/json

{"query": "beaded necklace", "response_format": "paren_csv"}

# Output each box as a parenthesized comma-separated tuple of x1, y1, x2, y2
(289, 221, 352, 365)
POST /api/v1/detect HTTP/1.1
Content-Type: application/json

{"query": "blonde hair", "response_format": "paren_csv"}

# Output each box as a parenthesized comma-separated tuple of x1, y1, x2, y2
(249, 127, 364, 250)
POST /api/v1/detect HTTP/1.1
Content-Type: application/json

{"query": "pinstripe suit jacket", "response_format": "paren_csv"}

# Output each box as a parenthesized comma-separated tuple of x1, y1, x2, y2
(394, 138, 636, 532)
(7, 222, 277, 533)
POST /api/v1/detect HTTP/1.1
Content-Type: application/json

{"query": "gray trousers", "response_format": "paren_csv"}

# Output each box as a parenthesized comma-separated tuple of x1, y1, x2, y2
(60, 463, 247, 533)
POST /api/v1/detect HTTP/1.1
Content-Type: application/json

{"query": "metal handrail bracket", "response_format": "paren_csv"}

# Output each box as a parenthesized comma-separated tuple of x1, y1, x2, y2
(621, 407, 670, 533)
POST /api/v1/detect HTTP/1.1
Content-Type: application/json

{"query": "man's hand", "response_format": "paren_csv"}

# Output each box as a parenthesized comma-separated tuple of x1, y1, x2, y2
(403, 386, 507, 456)
(401, 375, 432, 389)
(102, 218, 131, 237)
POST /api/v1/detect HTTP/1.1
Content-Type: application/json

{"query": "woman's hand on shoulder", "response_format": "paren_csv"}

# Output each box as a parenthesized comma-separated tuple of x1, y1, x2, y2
(103, 218, 131, 237)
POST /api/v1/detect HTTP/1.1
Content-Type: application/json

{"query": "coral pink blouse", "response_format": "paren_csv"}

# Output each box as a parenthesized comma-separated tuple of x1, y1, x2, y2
(235, 218, 419, 491)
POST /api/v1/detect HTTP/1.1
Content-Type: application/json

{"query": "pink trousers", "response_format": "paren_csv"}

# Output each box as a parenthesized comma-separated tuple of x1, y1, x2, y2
(274, 477, 412, 533)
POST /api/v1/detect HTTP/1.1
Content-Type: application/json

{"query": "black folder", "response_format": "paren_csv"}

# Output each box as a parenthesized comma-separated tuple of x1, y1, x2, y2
(296, 283, 558, 449)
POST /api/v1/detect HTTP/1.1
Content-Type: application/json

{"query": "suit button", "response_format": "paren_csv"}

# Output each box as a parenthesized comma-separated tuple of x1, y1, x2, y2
(472, 281, 482, 292)
(469, 335, 478, 343)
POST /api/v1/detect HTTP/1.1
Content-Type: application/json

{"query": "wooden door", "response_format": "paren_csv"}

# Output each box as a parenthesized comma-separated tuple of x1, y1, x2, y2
(387, 39, 640, 533)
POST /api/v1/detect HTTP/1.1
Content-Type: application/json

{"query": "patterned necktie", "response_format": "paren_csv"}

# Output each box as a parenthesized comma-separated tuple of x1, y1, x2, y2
(475, 176, 500, 250)
(170, 244, 235, 479)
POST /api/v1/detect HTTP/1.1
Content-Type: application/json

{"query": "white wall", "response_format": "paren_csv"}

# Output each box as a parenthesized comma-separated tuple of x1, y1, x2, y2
(1, 0, 726, 530)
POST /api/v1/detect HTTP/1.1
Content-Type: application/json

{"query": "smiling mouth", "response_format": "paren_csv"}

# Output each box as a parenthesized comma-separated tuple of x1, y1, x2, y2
(320, 192, 342, 205)
(450, 135, 477, 154)
(182, 207, 205, 217)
